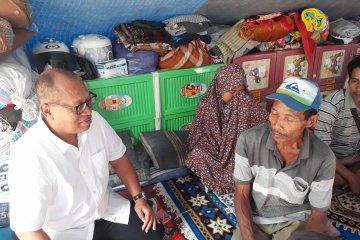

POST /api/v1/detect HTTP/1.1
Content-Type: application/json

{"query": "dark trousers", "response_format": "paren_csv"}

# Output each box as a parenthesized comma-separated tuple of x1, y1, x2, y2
(93, 202, 164, 240)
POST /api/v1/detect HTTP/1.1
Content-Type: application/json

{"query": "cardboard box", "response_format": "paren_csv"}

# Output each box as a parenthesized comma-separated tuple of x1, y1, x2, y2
(96, 58, 128, 78)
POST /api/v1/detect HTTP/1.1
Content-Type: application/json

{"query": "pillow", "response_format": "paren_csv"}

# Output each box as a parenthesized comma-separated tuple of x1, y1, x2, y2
(213, 19, 260, 64)
(158, 39, 210, 70)
(0, 17, 14, 54)
(140, 130, 189, 169)
(0, 0, 32, 28)
(117, 130, 137, 168)
(108, 130, 150, 188)
(0, 17, 34, 57)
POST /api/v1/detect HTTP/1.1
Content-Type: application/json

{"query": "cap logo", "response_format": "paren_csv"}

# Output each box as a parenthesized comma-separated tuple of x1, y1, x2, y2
(285, 82, 300, 94)
(266, 77, 321, 111)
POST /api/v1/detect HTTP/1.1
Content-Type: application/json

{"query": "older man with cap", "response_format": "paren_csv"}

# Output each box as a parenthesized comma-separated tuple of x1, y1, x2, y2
(231, 77, 337, 240)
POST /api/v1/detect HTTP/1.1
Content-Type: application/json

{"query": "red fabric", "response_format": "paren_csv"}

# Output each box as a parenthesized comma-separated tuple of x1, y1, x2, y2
(241, 13, 295, 42)
(293, 12, 316, 63)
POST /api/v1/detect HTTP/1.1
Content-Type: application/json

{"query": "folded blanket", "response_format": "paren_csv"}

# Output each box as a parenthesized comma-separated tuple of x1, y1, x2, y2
(114, 23, 171, 56)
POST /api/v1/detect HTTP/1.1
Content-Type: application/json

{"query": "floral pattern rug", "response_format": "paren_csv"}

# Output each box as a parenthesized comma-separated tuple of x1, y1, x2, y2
(328, 187, 360, 240)
(154, 174, 236, 240)
(154, 174, 360, 240)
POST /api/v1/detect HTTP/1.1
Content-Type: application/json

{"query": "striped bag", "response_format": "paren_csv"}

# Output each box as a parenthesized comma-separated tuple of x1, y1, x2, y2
(158, 39, 210, 69)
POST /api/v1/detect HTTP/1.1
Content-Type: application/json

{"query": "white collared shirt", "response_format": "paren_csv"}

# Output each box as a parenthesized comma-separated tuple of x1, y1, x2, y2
(9, 111, 130, 240)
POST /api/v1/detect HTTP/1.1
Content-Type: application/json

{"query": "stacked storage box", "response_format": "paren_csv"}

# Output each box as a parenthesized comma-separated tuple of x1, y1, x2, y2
(313, 44, 352, 94)
(233, 52, 278, 111)
(233, 43, 358, 105)
(156, 64, 225, 130)
(85, 73, 155, 143)
(84, 43, 358, 139)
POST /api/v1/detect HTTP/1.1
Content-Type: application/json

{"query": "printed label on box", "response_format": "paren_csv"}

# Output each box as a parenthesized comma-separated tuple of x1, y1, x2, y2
(180, 83, 207, 98)
(96, 58, 128, 79)
(99, 94, 132, 111)
(251, 90, 261, 97)
(326, 78, 336, 84)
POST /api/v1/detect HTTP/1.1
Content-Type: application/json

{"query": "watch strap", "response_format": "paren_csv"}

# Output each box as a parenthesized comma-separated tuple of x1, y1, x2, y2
(133, 192, 146, 201)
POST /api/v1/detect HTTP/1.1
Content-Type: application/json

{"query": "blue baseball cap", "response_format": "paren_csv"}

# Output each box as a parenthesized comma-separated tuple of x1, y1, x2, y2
(266, 77, 321, 112)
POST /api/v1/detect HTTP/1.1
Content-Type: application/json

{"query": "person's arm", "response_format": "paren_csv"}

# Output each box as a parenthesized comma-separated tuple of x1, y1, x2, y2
(110, 155, 158, 233)
(234, 182, 255, 240)
(110, 154, 141, 197)
(15, 229, 50, 240)
(307, 143, 336, 234)
(304, 209, 327, 233)
(335, 159, 360, 194)
(9, 144, 51, 240)
(233, 132, 255, 240)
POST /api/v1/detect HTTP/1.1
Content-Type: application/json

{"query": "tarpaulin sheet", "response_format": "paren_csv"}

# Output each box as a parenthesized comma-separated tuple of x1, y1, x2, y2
(27, 0, 207, 51)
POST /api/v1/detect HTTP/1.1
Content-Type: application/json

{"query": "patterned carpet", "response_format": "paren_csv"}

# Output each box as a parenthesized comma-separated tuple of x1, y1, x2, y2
(328, 187, 360, 240)
(154, 174, 235, 240)
(154, 174, 360, 240)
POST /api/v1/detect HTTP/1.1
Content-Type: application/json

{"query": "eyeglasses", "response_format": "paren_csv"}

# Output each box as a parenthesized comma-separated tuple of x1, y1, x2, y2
(46, 92, 97, 115)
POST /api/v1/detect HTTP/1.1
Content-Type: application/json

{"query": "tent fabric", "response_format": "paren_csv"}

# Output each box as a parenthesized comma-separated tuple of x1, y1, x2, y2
(26, 0, 207, 51)
(25, 0, 360, 55)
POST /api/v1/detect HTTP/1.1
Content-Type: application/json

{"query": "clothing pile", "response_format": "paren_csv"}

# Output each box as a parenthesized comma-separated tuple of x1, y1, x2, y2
(213, 8, 330, 64)
(114, 14, 217, 70)
(0, 1, 34, 58)
(0, 0, 39, 229)
(0, 62, 39, 229)
(328, 17, 360, 45)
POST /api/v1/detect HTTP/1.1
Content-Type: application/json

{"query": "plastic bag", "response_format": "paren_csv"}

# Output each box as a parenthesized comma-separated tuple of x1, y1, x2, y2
(113, 43, 159, 74)
(0, 62, 38, 121)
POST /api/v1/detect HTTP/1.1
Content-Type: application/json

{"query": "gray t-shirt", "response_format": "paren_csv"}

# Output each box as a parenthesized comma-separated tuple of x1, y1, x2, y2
(233, 123, 336, 224)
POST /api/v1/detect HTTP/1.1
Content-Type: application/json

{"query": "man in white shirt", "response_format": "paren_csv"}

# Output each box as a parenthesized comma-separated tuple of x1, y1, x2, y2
(9, 68, 164, 240)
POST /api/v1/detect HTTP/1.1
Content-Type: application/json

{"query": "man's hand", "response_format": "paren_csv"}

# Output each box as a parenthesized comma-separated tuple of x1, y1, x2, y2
(335, 159, 360, 194)
(347, 173, 360, 194)
(134, 199, 160, 233)
(305, 210, 328, 233)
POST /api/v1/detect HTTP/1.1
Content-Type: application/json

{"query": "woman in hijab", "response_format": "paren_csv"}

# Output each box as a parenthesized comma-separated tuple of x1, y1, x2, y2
(185, 63, 269, 194)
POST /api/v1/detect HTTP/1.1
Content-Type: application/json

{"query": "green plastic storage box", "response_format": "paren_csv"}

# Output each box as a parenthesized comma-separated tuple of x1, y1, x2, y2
(85, 74, 156, 143)
(159, 64, 224, 116)
(111, 118, 155, 144)
(161, 110, 195, 131)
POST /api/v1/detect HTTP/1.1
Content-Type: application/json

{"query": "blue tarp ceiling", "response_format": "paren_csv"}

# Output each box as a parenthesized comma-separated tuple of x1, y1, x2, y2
(26, 0, 360, 53)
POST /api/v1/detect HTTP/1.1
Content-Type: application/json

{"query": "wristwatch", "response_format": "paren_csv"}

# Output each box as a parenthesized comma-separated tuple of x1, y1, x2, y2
(133, 191, 146, 201)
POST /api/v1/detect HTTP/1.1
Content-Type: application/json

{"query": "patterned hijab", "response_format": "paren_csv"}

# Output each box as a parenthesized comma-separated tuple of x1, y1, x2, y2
(185, 63, 269, 194)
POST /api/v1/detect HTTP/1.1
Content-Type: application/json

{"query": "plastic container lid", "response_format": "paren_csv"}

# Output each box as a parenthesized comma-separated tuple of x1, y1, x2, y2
(71, 34, 112, 56)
